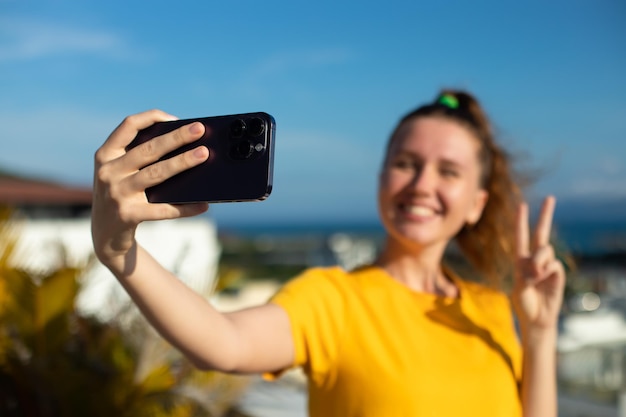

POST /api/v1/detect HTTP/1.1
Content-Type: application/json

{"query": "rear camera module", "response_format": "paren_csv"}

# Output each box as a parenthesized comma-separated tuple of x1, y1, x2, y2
(247, 117, 266, 137)
(230, 119, 246, 138)
(230, 140, 254, 159)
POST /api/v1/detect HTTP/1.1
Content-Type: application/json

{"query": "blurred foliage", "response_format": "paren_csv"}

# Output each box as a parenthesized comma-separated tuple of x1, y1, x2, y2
(0, 207, 250, 417)
(213, 266, 246, 294)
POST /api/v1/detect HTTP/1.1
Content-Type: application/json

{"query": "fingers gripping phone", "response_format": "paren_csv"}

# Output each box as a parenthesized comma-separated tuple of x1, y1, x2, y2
(126, 112, 275, 204)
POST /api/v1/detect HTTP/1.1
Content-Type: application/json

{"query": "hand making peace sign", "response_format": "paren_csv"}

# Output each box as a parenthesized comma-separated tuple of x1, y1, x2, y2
(512, 196, 566, 334)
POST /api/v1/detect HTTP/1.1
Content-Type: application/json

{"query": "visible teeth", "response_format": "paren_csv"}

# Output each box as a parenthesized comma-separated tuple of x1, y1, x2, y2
(405, 205, 435, 216)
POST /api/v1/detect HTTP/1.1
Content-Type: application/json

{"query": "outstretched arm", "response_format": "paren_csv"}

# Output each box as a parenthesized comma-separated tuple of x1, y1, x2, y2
(91, 110, 294, 373)
(512, 196, 565, 417)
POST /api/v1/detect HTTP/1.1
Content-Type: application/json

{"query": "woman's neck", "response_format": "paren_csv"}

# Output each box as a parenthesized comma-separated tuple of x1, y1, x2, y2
(375, 238, 458, 298)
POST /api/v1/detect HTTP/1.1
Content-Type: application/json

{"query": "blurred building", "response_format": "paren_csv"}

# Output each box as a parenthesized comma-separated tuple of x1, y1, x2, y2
(0, 172, 220, 322)
(0, 173, 92, 219)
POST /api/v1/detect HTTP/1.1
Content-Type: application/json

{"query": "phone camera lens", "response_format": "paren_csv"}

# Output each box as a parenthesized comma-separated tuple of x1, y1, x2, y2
(247, 117, 266, 137)
(233, 140, 254, 159)
(230, 119, 246, 138)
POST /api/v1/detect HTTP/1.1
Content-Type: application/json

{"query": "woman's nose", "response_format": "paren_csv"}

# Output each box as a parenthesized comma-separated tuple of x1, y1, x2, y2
(409, 165, 437, 194)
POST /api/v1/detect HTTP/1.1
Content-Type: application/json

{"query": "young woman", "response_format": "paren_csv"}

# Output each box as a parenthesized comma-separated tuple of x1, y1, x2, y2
(92, 90, 565, 416)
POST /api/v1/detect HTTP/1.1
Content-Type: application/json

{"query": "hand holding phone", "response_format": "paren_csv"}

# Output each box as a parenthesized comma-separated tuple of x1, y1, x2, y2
(126, 112, 276, 204)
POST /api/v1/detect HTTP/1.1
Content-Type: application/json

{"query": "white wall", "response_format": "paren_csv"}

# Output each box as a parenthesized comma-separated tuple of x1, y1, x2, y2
(9, 216, 221, 322)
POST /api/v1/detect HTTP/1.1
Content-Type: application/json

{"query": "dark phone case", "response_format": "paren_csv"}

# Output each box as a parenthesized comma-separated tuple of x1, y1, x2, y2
(126, 112, 275, 204)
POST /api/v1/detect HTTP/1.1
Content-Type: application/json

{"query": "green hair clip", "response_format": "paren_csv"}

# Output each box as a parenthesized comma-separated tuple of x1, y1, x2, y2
(437, 94, 459, 109)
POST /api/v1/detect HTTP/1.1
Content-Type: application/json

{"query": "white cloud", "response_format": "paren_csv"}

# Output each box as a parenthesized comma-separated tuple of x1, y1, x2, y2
(275, 128, 383, 179)
(534, 151, 626, 199)
(0, 17, 131, 62)
(253, 47, 354, 76)
(597, 156, 624, 176)
(237, 47, 355, 85)
(562, 177, 626, 198)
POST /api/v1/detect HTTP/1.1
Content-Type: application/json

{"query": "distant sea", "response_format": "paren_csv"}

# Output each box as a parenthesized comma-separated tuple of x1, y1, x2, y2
(555, 220, 626, 255)
(218, 219, 626, 256)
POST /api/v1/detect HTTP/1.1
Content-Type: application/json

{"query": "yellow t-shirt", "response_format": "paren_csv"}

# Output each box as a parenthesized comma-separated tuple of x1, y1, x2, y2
(269, 265, 522, 417)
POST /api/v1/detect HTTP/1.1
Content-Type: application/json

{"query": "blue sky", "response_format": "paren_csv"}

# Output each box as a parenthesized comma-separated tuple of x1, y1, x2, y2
(1, 0, 625, 225)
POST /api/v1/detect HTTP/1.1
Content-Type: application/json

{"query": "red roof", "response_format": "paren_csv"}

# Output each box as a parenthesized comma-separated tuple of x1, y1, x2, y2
(0, 176, 92, 206)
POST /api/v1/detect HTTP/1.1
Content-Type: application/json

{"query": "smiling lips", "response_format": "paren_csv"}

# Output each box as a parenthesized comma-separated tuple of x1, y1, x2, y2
(400, 203, 439, 219)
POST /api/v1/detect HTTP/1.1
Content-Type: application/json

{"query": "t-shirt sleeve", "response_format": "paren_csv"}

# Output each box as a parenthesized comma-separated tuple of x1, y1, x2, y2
(265, 267, 347, 382)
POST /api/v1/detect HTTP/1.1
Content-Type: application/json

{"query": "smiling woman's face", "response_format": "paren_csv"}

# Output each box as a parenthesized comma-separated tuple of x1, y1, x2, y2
(378, 116, 488, 252)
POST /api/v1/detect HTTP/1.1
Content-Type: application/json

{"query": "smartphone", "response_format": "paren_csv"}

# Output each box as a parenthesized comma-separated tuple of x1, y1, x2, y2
(126, 112, 275, 204)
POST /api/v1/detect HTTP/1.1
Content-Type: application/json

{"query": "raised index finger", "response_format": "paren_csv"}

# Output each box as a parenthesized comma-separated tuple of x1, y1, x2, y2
(516, 201, 530, 258)
(533, 195, 556, 250)
(97, 110, 178, 162)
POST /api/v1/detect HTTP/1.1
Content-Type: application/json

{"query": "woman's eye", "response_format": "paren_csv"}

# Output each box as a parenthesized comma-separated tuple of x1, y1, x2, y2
(393, 159, 416, 170)
(440, 168, 459, 177)
(393, 160, 408, 169)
